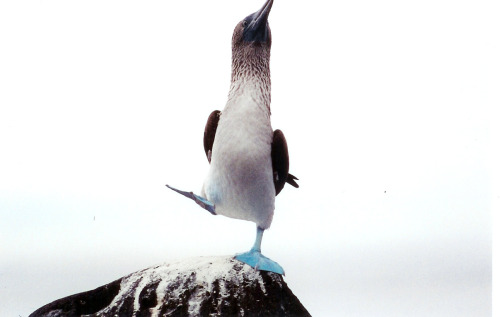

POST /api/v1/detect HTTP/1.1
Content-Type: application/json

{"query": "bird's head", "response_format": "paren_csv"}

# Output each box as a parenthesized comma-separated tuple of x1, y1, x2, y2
(231, 0, 273, 62)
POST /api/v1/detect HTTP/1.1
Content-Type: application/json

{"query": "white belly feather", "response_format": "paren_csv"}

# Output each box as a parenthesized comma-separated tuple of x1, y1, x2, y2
(201, 95, 275, 229)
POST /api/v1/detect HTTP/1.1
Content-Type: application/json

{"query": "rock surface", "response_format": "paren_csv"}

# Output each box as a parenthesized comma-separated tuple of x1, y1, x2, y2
(30, 256, 311, 317)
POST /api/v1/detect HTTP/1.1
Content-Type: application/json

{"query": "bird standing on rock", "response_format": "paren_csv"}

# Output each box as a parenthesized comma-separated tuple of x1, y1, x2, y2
(167, 0, 298, 275)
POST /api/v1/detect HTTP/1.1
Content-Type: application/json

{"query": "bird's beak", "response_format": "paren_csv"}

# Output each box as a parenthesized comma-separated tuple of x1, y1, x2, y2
(243, 0, 274, 43)
(252, 0, 273, 27)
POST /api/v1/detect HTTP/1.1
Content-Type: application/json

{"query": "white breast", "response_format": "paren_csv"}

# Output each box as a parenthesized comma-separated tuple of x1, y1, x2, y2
(201, 93, 275, 229)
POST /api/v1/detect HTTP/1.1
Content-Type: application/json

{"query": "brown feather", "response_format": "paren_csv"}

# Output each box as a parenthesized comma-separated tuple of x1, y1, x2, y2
(271, 129, 299, 195)
(203, 110, 221, 163)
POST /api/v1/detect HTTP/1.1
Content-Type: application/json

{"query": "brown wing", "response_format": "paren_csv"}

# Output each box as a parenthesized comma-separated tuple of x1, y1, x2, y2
(203, 110, 221, 163)
(271, 129, 299, 196)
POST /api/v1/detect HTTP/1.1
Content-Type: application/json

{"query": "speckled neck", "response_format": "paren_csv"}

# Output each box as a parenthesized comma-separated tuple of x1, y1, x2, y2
(228, 47, 271, 112)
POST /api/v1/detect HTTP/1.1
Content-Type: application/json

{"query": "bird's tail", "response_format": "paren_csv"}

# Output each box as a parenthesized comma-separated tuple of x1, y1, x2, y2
(286, 173, 299, 188)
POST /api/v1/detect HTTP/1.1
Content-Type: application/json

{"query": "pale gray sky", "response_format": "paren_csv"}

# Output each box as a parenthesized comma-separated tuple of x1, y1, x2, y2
(0, 1, 496, 316)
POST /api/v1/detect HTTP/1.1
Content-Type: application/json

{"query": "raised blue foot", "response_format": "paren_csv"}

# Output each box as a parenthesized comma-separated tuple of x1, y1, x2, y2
(166, 184, 216, 215)
(235, 249, 285, 275)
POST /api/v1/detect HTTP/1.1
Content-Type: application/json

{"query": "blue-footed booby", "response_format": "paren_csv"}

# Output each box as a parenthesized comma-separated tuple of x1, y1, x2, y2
(167, 0, 298, 275)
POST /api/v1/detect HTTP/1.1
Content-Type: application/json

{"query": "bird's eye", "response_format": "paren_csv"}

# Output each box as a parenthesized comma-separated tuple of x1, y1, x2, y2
(242, 20, 247, 27)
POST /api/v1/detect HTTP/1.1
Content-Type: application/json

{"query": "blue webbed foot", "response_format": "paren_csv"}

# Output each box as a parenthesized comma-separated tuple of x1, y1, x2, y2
(166, 184, 216, 215)
(235, 249, 285, 275)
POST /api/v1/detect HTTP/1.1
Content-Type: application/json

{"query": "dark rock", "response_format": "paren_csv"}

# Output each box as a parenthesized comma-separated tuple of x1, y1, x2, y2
(30, 256, 311, 317)
(29, 278, 121, 317)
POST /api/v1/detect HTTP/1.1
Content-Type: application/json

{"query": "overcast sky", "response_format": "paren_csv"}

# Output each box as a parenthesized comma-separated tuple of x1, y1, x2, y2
(0, 1, 497, 316)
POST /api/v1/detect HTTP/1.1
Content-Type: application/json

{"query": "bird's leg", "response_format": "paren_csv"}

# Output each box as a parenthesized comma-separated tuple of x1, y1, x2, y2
(235, 226, 285, 275)
(165, 184, 216, 215)
(251, 226, 264, 252)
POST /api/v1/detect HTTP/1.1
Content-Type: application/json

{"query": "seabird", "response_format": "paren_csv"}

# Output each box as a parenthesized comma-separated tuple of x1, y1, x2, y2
(167, 0, 298, 275)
